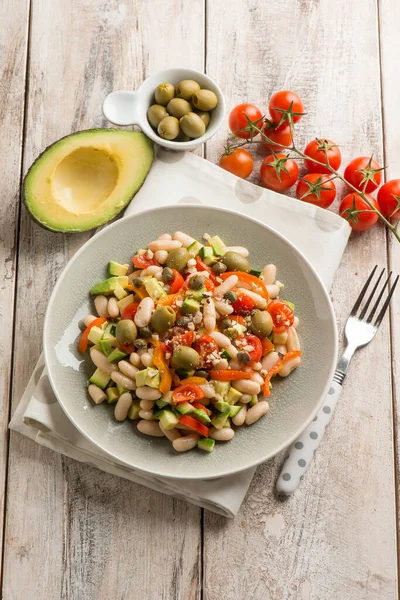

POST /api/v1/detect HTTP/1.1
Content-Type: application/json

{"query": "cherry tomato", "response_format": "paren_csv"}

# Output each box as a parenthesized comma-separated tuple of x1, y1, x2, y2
(377, 179, 400, 219)
(168, 331, 195, 349)
(172, 384, 205, 404)
(236, 334, 262, 362)
(195, 256, 217, 284)
(260, 153, 299, 192)
(304, 139, 342, 174)
(262, 121, 293, 152)
(132, 254, 158, 269)
(228, 103, 263, 139)
(219, 148, 254, 179)
(231, 292, 256, 314)
(344, 156, 383, 193)
(296, 173, 336, 208)
(193, 335, 220, 368)
(339, 193, 379, 231)
(169, 270, 185, 294)
(118, 342, 136, 354)
(267, 299, 294, 333)
(121, 302, 139, 320)
(268, 90, 304, 125)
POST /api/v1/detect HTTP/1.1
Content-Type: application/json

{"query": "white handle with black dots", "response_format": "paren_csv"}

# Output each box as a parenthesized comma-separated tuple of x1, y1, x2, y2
(276, 379, 342, 495)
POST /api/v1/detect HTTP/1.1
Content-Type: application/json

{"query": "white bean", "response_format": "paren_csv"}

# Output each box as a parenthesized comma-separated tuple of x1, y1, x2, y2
(94, 295, 108, 317)
(209, 331, 231, 348)
(213, 299, 234, 316)
(222, 246, 249, 257)
(130, 352, 141, 367)
(261, 351, 280, 372)
(173, 231, 195, 248)
(275, 344, 287, 355)
(134, 297, 154, 328)
(137, 420, 165, 437)
(236, 288, 266, 309)
(246, 401, 270, 425)
(266, 284, 280, 299)
(136, 386, 162, 400)
(114, 392, 133, 421)
(251, 372, 264, 385)
(159, 423, 181, 441)
(200, 384, 216, 398)
(118, 360, 138, 379)
(272, 331, 288, 345)
(232, 405, 247, 426)
(286, 327, 301, 351)
(88, 384, 106, 404)
(138, 409, 156, 420)
(107, 297, 119, 318)
(110, 370, 136, 390)
(227, 344, 238, 359)
(140, 352, 154, 368)
(142, 265, 163, 278)
(172, 433, 199, 452)
(158, 233, 172, 240)
(240, 393, 252, 404)
(209, 427, 235, 441)
(293, 316, 300, 328)
(90, 348, 118, 374)
(213, 275, 238, 298)
(252, 361, 262, 371)
(83, 314, 97, 327)
(232, 379, 261, 395)
(214, 358, 229, 370)
(154, 250, 168, 264)
(203, 297, 216, 333)
(140, 399, 155, 410)
(148, 240, 182, 252)
(279, 356, 301, 377)
(261, 264, 277, 285)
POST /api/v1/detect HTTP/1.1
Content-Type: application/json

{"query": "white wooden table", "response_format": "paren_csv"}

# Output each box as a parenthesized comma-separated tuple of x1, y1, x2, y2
(2, 1, 399, 598)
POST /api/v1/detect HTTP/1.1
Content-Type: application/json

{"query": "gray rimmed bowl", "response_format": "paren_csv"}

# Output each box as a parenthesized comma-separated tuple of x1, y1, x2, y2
(44, 205, 337, 480)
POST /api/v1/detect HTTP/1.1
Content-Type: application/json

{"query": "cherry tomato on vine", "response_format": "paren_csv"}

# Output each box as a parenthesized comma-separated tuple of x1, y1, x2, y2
(377, 179, 400, 219)
(339, 193, 379, 231)
(219, 148, 254, 179)
(344, 156, 383, 193)
(268, 90, 304, 125)
(260, 153, 299, 192)
(296, 173, 336, 208)
(228, 103, 263, 139)
(262, 120, 293, 152)
(303, 139, 342, 174)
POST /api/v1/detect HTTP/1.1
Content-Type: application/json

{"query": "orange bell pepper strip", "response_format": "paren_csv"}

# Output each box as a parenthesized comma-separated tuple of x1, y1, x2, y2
(126, 283, 147, 300)
(209, 370, 253, 381)
(261, 338, 275, 356)
(262, 350, 301, 396)
(220, 271, 269, 300)
(179, 415, 209, 437)
(152, 343, 172, 395)
(179, 376, 208, 386)
(78, 317, 107, 353)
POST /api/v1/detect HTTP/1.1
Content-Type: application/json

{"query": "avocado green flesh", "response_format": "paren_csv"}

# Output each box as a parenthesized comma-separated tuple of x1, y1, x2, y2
(24, 129, 154, 232)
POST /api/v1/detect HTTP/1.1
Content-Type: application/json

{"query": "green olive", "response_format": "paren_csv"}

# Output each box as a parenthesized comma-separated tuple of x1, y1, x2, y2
(192, 89, 218, 111)
(167, 98, 192, 119)
(175, 79, 201, 101)
(147, 104, 169, 128)
(172, 345, 200, 370)
(212, 261, 227, 275)
(154, 82, 175, 106)
(189, 274, 205, 290)
(116, 319, 137, 344)
(222, 251, 250, 273)
(251, 310, 273, 338)
(179, 112, 206, 139)
(195, 111, 210, 127)
(166, 247, 190, 273)
(176, 132, 191, 142)
(157, 116, 180, 140)
(151, 306, 176, 333)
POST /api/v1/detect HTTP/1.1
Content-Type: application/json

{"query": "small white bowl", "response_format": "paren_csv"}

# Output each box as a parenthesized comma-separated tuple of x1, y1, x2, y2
(103, 67, 225, 151)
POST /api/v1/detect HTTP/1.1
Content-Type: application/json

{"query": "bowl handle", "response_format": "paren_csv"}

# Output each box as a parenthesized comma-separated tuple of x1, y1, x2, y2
(103, 90, 140, 126)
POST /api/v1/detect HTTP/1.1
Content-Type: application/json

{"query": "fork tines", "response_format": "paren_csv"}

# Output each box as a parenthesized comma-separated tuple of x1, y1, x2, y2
(350, 265, 399, 326)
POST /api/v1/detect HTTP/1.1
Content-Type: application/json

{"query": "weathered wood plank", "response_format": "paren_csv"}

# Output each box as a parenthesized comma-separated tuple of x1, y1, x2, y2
(3, 1, 204, 598)
(204, 1, 397, 598)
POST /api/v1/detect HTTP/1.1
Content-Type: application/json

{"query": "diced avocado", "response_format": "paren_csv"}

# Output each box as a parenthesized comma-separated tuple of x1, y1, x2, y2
(99, 338, 116, 356)
(117, 293, 135, 312)
(135, 368, 149, 388)
(106, 387, 119, 403)
(229, 405, 242, 417)
(249, 394, 259, 407)
(90, 276, 128, 295)
(227, 387, 242, 405)
(128, 400, 141, 420)
(144, 278, 166, 301)
(189, 289, 206, 302)
(159, 391, 173, 405)
(106, 380, 116, 388)
(281, 299, 295, 311)
(117, 276, 129, 288)
(156, 399, 170, 409)
(89, 368, 110, 389)
(198, 438, 215, 452)
(116, 383, 129, 395)
(102, 323, 117, 340)
(249, 269, 262, 277)
(187, 240, 204, 257)
(213, 381, 231, 398)
(211, 409, 230, 430)
(109, 261, 129, 277)
(107, 348, 128, 363)
(210, 235, 225, 256)
(181, 298, 200, 315)
(220, 349, 232, 361)
(159, 410, 179, 430)
(176, 402, 195, 415)
(146, 370, 161, 389)
(192, 408, 211, 424)
(214, 400, 231, 413)
(87, 326, 105, 345)
(114, 285, 128, 300)
(199, 246, 217, 266)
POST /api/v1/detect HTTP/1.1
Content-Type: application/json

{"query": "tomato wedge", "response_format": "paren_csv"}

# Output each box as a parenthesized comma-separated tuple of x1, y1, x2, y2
(235, 333, 262, 362)
(195, 256, 218, 284)
(267, 299, 294, 333)
(169, 331, 195, 349)
(220, 272, 269, 300)
(179, 415, 209, 437)
(262, 350, 301, 396)
(132, 254, 158, 269)
(79, 317, 107, 353)
(231, 292, 256, 314)
(121, 302, 139, 320)
(209, 370, 252, 381)
(172, 384, 205, 404)
(152, 343, 172, 394)
(193, 335, 219, 368)
(261, 338, 275, 356)
(169, 270, 185, 294)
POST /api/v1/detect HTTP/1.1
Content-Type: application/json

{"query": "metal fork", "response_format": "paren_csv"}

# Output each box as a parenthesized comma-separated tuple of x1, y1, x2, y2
(276, 266, 398, 495)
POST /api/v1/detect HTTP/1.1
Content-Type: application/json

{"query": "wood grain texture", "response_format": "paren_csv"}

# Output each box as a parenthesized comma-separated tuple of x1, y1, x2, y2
(204, 1, 397, 598)
(3, 1, 204, 598)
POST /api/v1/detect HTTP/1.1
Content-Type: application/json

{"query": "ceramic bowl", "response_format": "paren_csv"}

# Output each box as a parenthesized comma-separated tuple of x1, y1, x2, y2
(44, 205, 337, 480)
(102, 67, 225, 151)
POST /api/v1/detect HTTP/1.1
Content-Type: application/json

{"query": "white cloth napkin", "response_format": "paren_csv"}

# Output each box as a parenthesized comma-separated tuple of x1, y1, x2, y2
(9, 149, 350, 517)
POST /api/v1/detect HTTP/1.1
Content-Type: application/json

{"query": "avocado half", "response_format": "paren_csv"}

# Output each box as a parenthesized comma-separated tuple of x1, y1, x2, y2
(23, 129, 154, 232)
